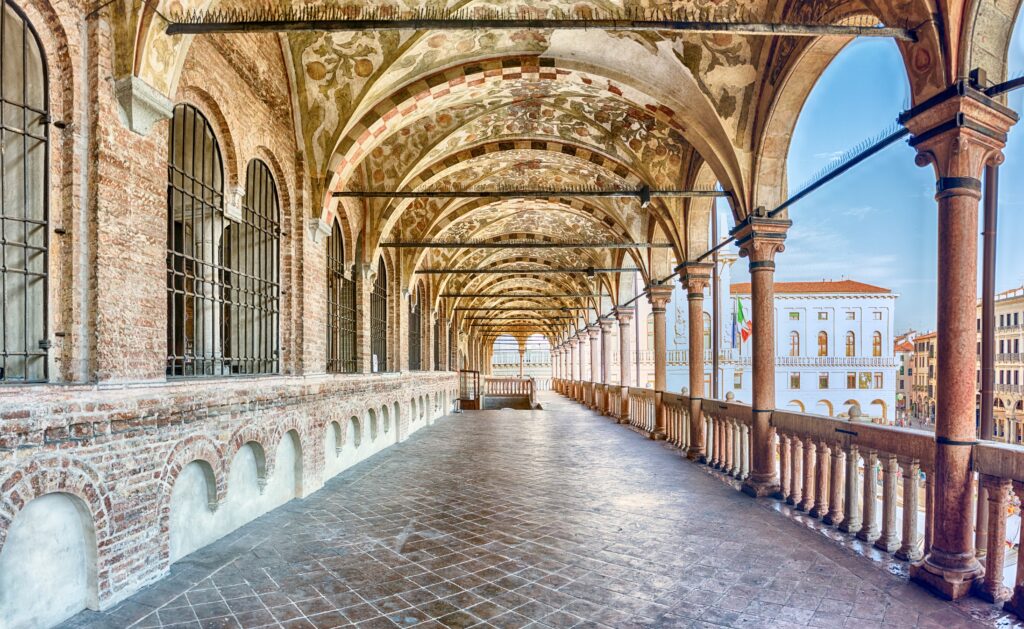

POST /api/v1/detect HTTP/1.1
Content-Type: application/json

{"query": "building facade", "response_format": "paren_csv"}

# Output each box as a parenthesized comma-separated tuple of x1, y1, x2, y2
(979, 287, 1024, 442)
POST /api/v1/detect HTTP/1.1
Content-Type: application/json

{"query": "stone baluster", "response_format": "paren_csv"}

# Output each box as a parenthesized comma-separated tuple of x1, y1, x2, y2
(724, 420, 735, 473)
(875, 453, 900, 553)
(924, 471, 934, 555)
(788, 437, 803, 507)
(839, 445, 862, 534)
(896, 458, 923, 561)
(810, 442, 830, 519)
(823, 444, 845, 526)
(778, 435, 791, 503)
(858, 450, 880, 543)
(741, 425, 750, 479)
(798, 438, 816, 512)
(975, 475, 1012, 602)
(1004, 482, 1024, 616)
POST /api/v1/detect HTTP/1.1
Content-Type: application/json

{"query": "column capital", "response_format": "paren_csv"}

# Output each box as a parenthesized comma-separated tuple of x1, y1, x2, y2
(730, 212, 792, 264)
(647, 283, 673, 311)
(900, 80, 1017, 186)
(599, 316, 616, 333)
(612, 306, 634, 324)
(587, 325, 601, 339)
(678, 261, 713, 295)
(568, 336, 579, 347)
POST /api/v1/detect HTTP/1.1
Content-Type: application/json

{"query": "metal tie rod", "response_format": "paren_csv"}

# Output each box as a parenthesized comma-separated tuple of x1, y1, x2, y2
(418, 267, 641, 274)
(334, 187, 726, 201)
(442, 293, 600, 298)
(383, 240, 672, 249)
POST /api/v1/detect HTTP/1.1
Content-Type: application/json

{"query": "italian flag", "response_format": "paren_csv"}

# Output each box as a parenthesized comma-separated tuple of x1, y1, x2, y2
(737, 301, 752, 343)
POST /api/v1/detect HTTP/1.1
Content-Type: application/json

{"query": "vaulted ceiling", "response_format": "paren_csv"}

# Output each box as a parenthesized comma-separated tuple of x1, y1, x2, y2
(120, 0, 1016, 345)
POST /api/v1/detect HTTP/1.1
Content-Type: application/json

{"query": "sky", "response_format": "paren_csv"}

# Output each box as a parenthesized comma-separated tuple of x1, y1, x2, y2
(728, 19, 1024, 334)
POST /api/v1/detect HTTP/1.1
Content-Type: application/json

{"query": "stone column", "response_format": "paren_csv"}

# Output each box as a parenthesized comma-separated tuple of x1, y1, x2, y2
(811, 442, 830, 519)
(614, 307, 634, 422)
(518, 348, 525, 378)
(576, 331, 588, 382)
(731, 212, 791, 497)
(648, 284, 673, 440)
(569, 337, 578, 382)
(876, 454, 900, 552)
(589, 325, 601, 386)
(896, 458, 923, 561)
(823, 445, 845, 526)
(976, 475, 1011, 602)
(858, 450, 880, 543)
(901, 80, 1016, 599)
(600, 317, 615, 385)
(680, 262, 712, 461)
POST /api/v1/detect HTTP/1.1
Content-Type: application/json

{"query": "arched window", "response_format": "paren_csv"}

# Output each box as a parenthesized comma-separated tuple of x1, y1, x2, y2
(327, 222, 356, 373)
(1, 1, 49, 383)
(817, 332, 828, 357)
(448, 324, 456, 370)
(408, 283, 422, 370)
(370, 258, 388, 372)
(846, 331, 856, 357)
(789, 332, 800, 357)
(872, 331, 882, 357)
(225, 159, 280, 374)
(167, 104, 225, 377)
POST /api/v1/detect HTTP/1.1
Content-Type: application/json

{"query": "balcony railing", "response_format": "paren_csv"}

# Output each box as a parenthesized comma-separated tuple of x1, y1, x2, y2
(552, 376, 1024, 617)
(997, 353, 1024, 363)
(997, 384, 1024, 395)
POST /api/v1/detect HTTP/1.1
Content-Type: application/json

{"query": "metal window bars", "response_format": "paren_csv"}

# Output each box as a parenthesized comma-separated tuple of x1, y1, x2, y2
(0, 1, 49, 383)
(370, 258, 388, 372)
(408, 283, 422, 371)
(326, 222, 356, 373)
(167, 104, 224, 376)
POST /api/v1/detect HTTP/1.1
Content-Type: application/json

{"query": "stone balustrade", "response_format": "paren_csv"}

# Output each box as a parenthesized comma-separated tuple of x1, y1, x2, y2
(553, 376, 1024, 617)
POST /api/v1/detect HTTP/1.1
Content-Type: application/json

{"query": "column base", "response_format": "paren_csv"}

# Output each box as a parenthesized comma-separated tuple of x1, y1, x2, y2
(856, 528, 880, 543)
(909, 555, 983, 601)
(873, 537, 900, 554)
(741, 476, 779, 498)
(895, 546, 923, 562)
(809, 505, 827, 519)
(686, 448, 706, 463)
(822, 513, 843, 527)
(974, 581, 1010, 604)
(652, 431, 666, 441)
(1004, 585, 1024, 613)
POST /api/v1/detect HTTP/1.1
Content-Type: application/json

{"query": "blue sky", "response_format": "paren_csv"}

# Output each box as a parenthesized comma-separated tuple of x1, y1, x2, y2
(728, 21, 1024, 333)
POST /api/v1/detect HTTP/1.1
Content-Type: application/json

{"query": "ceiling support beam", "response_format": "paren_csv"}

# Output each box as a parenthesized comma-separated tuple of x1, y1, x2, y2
(333, 187, 726, 201)
(456, 307, 591, 311)
(442, 293, 600, 298)
(418, 267, 641, 275)
(166, 10, 915, 41)
(383, 240, 671, 249)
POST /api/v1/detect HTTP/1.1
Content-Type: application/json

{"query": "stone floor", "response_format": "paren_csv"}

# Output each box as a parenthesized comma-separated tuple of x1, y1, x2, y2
(65, 393, 1008, 628)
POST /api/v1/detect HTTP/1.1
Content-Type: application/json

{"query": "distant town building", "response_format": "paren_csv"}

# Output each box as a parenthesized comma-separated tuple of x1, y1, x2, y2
(977, 286, 1024, 443)
(895, 332, 917, 422)
(910, 331, 937, 424)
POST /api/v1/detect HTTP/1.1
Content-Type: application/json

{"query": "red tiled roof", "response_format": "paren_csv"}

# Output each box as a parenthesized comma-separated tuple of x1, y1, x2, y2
(730, 280, 891, 295)
(894, 341, 914, 352)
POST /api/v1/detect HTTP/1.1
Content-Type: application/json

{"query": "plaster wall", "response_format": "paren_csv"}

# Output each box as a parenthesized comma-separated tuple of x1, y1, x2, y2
(0, 493, 98, 629)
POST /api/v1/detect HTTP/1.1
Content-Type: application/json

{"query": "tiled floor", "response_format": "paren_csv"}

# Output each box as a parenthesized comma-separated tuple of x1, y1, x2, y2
(65, 393, 1001, 628)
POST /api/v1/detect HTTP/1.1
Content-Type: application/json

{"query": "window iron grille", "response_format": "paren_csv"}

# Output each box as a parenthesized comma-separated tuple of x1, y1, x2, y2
(408, 283, 422, 370)
(0, 1, 49, 383)
(327, 222, 356, 373)
(370, 257, 388, 372)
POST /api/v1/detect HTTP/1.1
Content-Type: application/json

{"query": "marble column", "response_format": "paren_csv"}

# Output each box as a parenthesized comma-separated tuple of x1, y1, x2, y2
(902, 79, 1017, 600)
(648, 284, 673, 440)
(680, 262, 712, 462)
(614, 307, 634, 423)
(732, 212, 791, 497)
(589, 324, 601, 386)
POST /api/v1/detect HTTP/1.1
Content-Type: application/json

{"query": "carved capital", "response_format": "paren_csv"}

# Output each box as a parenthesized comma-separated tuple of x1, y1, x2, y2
(678, 261, 713, 295)
(647, 284, 673, 311)
(599, 316, 616, 333)
(900, 80, 1018, 187)
(307, 217, 332, 245)
(730, 213, 792, 264)
(612, 306, 634, 325)
(587, 325, 601, 339)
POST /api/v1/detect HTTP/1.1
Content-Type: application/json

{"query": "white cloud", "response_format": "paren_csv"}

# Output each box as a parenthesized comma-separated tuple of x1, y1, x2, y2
(842, 205, 876, 219)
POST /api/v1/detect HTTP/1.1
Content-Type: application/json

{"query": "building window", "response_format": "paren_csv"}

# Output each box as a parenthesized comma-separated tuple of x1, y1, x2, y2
(327, 222, 356, 373)
(873, 312, 882, 320)
(789, 312, 800, 320)
(166, 104, 227, 377)
(370, 258, 388, 372)
(872, 332, 882, 357)
(818, 373, 828, 389)
(789, 373, 800, 389)
(818, 332, 828, 357)
(448, 324, 456, 370)
(874, 372, 883, 389)
(858, 372, 871, 389)
(225, 160, 280, 375)
(789, 331, 800, 357)
(734, 371, 743, 388)
(845, 332, 856, 357)
(0, 1, 48, 383)
(408, 283, 422, 370)
(845, 311, 856, 320)
(646, 313, 654, 351)
(703, 313, 712, 351)
(818, 312, 828, 321)
(847, 372, 856, 388)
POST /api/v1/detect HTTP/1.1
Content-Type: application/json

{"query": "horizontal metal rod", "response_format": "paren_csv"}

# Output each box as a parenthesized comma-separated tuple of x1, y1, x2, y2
(383, 240, 671, 249)
(335, 188, 726, 200)
(443, 293, 599, 298)
(167, 14, 914, 41)
(419, 267, 641, 274)
(464, 316, 577, 320)
(457, 307, 591, 311)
